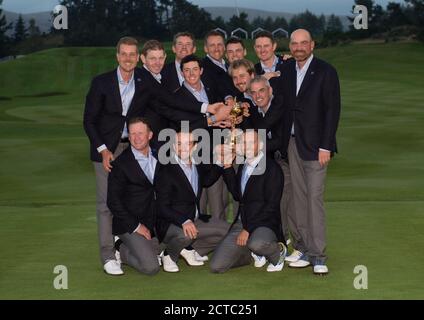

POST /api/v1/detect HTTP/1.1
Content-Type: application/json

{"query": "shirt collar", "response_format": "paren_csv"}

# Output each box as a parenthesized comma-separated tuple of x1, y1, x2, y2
(261, 55, 278, 72)
(131, 146, 152, 160)
(143, 65, 162, 82)
(296, 54, 314, 73)
(183, 80, 204, 94)
(207, 54, 226, 70)
(117, 67, 134, 85)
(244, 92, 254, 103)
(174, 154, 195, 167)
(245, 151, 264, 169)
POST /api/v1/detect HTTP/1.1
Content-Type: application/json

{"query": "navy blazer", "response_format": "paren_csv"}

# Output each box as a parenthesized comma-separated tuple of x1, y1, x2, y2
(222, 157, 284, 242)
(201, 56, 237, 101)
(161, 61, 181, 93)
(155, 162, 222, 241)
(254, 56, 292, 95)
(245, 95, 290, 158)
(280, 57, 341, 160)
(107, 147, 160, 236)
(83, 68, 150, 162)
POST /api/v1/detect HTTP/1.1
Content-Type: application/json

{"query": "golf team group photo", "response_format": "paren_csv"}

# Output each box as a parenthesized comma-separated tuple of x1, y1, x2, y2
(83, 28, 341, 277)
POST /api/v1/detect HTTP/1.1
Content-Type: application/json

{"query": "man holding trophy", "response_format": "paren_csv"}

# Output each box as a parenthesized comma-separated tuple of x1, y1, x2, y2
(210, 130, 287, 273)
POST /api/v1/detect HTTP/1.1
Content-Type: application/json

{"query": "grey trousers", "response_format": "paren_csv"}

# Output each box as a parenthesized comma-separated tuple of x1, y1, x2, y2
(93, 142, 128, 265)
(209, 222, 281, 273)
(275, 157, 293, 242)
(118, 232, 160, 275)
(163, 218, 230, 263)
(200, 176, 229, 221)
(288, 137, 327, 265)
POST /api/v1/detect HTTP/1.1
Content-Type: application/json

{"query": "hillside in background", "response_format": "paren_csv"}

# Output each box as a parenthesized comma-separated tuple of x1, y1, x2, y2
(4, 10, 52, 34)
(204, 6, 350, 29)
(3, 6, 350, 35)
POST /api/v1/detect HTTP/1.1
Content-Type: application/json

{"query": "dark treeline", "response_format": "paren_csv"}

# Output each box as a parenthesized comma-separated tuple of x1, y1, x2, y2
(348, 0, 424, 39)
(1, 0, 423, 58)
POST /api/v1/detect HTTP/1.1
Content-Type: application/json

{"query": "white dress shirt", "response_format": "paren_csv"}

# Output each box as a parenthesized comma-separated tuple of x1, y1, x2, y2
(131, 146, 157, 233)
(97, 67, 135, 153)
(261, 55, 279, 73)
(241, 152, 264, 195)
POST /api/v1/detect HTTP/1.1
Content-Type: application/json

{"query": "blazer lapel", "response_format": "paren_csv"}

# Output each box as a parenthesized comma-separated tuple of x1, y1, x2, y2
(242, 173, 257, 200)
(182, 86, 198, 104)
(172, 64, 181, 90)
(195, 164, 202, 201)
(205, 85, 213, 103)
(297, 57, 317, 98)
(287, 62, 297, 100)
(127, 71, 143, 115)
(128, 150, 153, 185)
(236, 164, 244, 199)
(111, 72, 123, 114)
(152, 150, 160, 184)
(175, 164, 197, 199)
(241, 157, 266, 199)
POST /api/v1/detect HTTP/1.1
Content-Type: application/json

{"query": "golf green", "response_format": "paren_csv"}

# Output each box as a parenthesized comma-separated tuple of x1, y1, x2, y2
(0, 42, 423, 299)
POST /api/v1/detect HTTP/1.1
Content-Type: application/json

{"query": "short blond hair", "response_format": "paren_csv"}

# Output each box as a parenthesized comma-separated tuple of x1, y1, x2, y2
(116, 36, 139, 53)
(228, 59, 255, 77)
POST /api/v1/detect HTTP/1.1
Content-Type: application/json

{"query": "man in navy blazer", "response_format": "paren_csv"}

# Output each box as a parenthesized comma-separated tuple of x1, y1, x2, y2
(210, 131, 287, 273)
(281, 29, 341, 275)
(155, 131, 230, 272)
(202, 30, 237, 101)
(107, 117, 160, 275)
(161, 32, 197, 93)
(253, 30, 292, 93)
(83, 37, 145, 275)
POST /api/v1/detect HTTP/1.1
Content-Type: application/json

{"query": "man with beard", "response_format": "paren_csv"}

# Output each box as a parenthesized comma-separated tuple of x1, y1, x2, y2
(228, 59, 256, 106)
(280, 29, 341, 275)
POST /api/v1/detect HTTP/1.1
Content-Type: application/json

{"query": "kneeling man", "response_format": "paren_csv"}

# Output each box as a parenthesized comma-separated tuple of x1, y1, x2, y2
(210, 130, 287, 273)
(107, 117, 161, 275)
(155, 131, 230, 272)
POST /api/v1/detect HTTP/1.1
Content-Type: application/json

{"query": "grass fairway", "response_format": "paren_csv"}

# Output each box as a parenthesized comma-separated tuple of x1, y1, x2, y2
(0, 42, 423, 299)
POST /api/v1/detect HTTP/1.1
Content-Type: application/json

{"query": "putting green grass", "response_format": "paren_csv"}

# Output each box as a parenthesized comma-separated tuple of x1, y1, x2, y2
(0, 42, 423, 299)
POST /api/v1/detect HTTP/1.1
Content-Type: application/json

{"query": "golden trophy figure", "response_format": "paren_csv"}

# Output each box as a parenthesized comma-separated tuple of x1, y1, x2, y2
(229, 98, 244, 146)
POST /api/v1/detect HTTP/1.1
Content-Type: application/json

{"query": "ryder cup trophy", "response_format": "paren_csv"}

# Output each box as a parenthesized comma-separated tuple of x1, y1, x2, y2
(229, 98, 244, 146)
